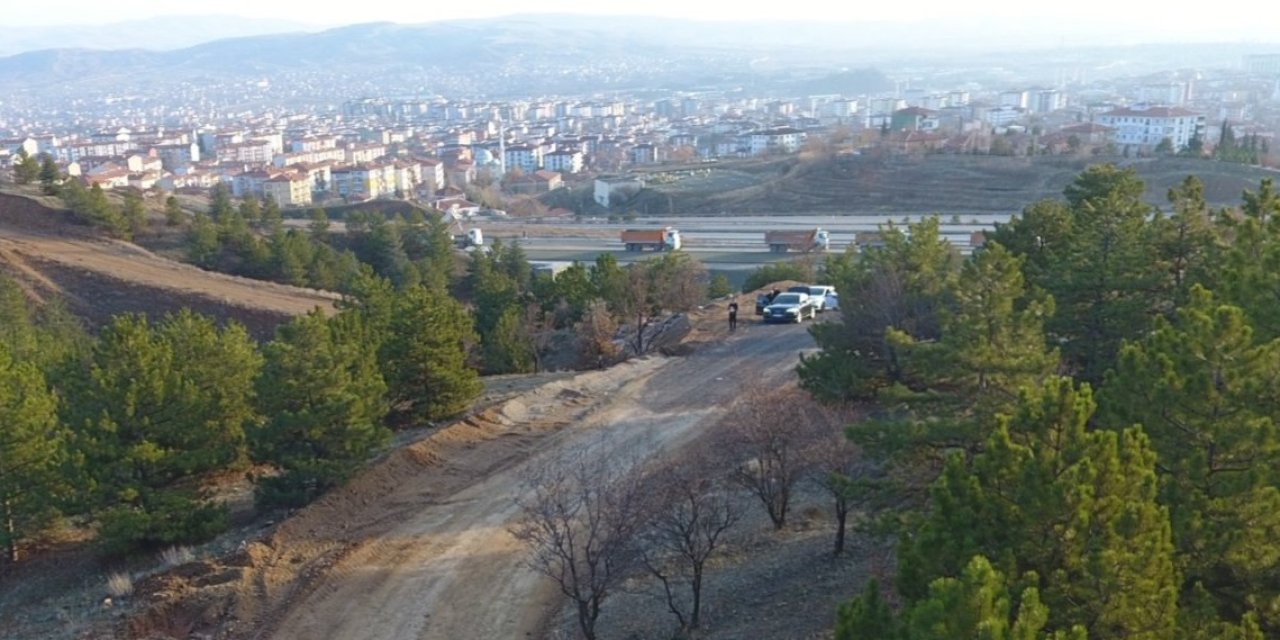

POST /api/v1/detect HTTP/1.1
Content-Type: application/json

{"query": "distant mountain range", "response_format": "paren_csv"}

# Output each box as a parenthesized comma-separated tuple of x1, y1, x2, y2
(0, 15, 319, 57)
(1, 14, 1277, 99)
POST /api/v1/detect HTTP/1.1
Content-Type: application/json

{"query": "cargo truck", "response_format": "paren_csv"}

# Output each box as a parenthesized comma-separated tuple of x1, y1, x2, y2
(764, 228, 830, 253)
(622, 227, 682, 252)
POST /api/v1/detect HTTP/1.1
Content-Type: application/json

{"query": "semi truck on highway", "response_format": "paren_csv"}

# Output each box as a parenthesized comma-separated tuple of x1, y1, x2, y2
(764, 228, 830, 253)
(622, 227, 682, 252)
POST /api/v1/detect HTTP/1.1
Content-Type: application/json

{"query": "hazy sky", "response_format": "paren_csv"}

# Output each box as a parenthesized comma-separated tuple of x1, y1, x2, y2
(9, 0, 1278, 42)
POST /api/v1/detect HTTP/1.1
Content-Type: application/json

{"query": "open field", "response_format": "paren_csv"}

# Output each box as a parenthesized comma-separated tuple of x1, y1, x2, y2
(0, 191, 339, 338)
(623, 155, 1280, 215)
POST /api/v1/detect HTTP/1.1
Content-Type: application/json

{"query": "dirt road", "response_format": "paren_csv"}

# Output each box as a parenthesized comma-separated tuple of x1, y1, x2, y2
(258, 320, 816, 640)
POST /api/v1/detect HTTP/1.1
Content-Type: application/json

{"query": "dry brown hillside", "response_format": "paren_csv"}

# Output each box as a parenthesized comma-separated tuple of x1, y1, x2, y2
(0, 192, 339, 338)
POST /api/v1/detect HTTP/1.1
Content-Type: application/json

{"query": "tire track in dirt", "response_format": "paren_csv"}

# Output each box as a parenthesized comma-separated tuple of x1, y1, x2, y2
(260, 320, 815, 640)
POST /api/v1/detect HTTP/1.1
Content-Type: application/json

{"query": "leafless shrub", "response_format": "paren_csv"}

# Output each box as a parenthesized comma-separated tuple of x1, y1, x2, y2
(576, 299, 621, 369)
(803, 402, 868, 555)
(636, 448, 741, 633)
(714, 384, 825, 530)
(511, 436, 648, 640)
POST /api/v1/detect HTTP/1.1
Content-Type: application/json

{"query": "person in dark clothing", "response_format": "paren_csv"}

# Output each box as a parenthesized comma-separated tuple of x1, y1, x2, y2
(728, 300, 739, 331)
(768, 288, 781, 303)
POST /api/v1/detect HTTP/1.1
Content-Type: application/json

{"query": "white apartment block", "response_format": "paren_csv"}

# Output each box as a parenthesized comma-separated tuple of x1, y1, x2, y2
(504, 145, 542, 173)
(1097, 106, 1204, 150)
(999, 90, 1030, 109)
(216, 140, 274, 164)
(748, 127, 805, 155)
(345, 143, 387, 165)
(1033, 90, 1063, 114)
(274, 148, 346, 167)
(544, 150, 584, 174)
(263, 173, 312, 207)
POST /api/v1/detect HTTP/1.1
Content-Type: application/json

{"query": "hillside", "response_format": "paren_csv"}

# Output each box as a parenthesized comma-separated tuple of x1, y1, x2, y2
(0, 192, 339, 339)
(624, 155, 1280, 215)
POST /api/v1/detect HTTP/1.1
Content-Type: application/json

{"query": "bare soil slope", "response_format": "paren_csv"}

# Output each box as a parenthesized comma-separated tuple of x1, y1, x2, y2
(117, 301, 818, 640)
(0, 192, 339, 337)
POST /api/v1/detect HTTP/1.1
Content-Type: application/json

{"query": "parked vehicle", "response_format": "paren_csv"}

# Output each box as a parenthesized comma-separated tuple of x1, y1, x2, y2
(756, 288, 782, 315)
(762, 292, 817, 324)
(452, 227, 484, 249)
(621, 227, 682, 251)
(764, 228, 830, 253)
(789, 285, 836, 311)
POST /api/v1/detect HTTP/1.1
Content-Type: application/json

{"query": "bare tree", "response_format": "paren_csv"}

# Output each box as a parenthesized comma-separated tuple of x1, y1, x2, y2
(636, 450, 741, 632)
(619, 253, 708, 355)
(511, 438, 647, 640)
(804, 403, 867, 556)
(576, 299, 620, 369)
(715, 385, 821, 530)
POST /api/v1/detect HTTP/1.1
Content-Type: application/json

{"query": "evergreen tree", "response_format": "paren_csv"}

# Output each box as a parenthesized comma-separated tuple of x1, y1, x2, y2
(897, 378, 1179, 638)
(800, 218, 956, 401)
(1098, 285, 1280, 630)
(481, 305, 535, 374)
(187, 211, 221, 268)
(65, 311, 261, 551)
(1214, 178, 1280, 340)
(38, 155, 60, 194)
(164, 195, 185, 226)
(209, 182, 235, 226)
(1153, 176, 1216, 311)
(834, 580, 898, 640)
(261, 196, 283, 231)
(122, 190, 146, 239)
(12, 148, 39, 184)
(379, 286, 482, 422)
(239, 196, 261, 230)
(0, 344, 66, 563)
(252, 310, 388, 507)
(308, 206, 331, 242)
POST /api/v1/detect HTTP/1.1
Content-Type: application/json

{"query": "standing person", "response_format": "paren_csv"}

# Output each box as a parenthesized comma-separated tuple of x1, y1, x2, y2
(728, 300, 739, 331)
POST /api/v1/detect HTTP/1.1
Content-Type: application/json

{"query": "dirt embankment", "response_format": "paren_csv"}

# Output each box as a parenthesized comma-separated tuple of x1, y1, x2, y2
(0, 192, 339, 338)
(116, 294, 829, 640)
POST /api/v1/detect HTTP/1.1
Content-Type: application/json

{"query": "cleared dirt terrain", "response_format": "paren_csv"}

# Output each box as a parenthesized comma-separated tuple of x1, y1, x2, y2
(253, 319, 814, 640)
(0, 192, 338, 337)
(107, 306, 821, 640)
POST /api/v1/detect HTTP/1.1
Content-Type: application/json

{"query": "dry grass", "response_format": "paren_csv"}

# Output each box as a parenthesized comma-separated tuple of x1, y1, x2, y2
(105, 571, 134, 598)
(159, 545, 195, 569)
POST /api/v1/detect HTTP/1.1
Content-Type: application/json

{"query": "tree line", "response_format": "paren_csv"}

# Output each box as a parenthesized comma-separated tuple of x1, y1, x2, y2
(797, 166, 1280, 637)
(0, 183, 720, 564)
(0, 270, 484, 560)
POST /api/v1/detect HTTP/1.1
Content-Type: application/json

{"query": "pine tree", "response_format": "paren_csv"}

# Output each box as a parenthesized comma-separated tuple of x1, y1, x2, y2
(239, 197, 261, 230)
(800, 217, 956, 401)
(65, 311, 260, 551)
(261, 196, 283, 232)
(122, 190, 146, 239)
(38, 155, 60, 194)
(164, 195, 185, 226)
(252, 310, 388, 507)
(835, 580, 898, 640)
(898, 378, 1179, 638)
(308, 207, 330, 242)
(12, 148, 39, 184)
(209, 182, 235, 225)
(379, 286, 482, 422)
(0, 344, 66, 563)
(1098, 285, 1280, 630)
(1153, 176, 1216, 311)
(187, 211, 221, 268)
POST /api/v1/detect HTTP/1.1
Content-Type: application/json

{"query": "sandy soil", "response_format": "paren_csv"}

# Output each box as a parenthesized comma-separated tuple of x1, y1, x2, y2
(191, 311, 817, 640)
(0, 192, 339, 336)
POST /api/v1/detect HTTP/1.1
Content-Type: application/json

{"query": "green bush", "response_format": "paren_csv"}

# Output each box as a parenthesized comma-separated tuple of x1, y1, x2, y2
(743, 261, 816, 292)
(96, 492, 228, 555)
